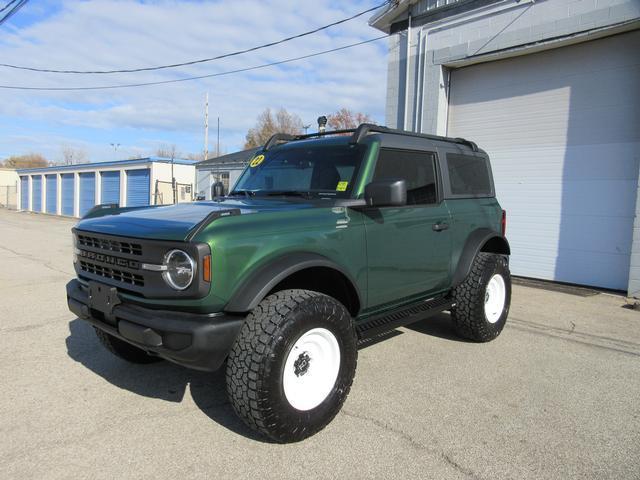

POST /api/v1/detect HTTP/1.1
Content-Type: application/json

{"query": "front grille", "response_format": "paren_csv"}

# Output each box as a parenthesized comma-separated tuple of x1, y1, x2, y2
(80, 260, 144, 287)
(77, 234, 142, 256)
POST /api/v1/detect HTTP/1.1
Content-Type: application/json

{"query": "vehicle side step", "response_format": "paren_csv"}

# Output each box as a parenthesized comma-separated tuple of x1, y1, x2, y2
(356, 296, 453, 340)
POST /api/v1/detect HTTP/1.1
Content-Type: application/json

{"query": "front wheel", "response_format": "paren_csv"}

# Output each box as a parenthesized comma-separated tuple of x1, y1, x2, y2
(225, 289, 357, 443)
(450, 252, 511, 342)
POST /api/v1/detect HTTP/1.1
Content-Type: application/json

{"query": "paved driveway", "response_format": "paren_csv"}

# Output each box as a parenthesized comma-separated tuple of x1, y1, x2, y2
(1, 210, 638, 479)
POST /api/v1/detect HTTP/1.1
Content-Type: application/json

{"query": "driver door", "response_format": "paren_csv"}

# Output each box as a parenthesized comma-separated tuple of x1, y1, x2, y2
(363, 148, 451, 309)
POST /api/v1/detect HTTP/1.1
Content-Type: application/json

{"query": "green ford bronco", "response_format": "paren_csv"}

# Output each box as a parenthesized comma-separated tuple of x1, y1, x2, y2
(67, 124, 511, 442)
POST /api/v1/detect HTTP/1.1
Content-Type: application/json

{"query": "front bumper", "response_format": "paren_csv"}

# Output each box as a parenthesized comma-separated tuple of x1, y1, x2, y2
(66, 279, 244, 371)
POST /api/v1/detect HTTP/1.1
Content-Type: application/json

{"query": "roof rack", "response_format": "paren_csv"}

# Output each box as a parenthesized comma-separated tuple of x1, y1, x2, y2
(349, 123, 479, 152)
(262, 123, 479, 152)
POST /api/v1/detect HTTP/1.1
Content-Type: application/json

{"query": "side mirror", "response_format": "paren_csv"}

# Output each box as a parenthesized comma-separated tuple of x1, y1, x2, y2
(364, 179, 407, 207)
(211, 181, 226, 198)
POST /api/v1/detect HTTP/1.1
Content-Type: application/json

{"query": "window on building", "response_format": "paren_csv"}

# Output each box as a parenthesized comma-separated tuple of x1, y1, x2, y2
(373, 149, 438, 205)
(446, 154, 492, 196)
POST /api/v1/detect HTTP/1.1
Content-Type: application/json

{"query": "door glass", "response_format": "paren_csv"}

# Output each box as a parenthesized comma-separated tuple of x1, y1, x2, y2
(373, 149, 437, 204)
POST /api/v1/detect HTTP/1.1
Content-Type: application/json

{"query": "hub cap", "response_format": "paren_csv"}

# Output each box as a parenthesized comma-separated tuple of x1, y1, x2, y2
(283, 328, 341, 411)
(484, 273, 506, 324)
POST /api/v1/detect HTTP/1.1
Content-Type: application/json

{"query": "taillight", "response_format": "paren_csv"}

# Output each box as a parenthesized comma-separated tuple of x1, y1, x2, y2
(203, 255, 211, 282)
(501, 210, 506, 236)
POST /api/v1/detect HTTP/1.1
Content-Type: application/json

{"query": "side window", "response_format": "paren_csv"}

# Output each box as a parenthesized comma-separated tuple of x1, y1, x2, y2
(373, 149, 438, 205)
(446, 153, 493, 196)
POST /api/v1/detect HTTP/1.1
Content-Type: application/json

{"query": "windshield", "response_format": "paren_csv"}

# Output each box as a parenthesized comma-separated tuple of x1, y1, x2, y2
(232, 144, 367, 198)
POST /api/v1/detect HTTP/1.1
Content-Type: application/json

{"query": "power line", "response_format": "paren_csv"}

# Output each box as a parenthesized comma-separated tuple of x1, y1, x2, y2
(0, 35, 389, 91)
(0, 1, 391, 74)
(0, 0, 20, 15)
(0, 0, 28, 24)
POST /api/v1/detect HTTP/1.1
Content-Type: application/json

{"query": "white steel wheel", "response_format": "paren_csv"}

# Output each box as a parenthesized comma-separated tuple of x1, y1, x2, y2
(282, 327, 341, 411)
(484, 273, 506, 324)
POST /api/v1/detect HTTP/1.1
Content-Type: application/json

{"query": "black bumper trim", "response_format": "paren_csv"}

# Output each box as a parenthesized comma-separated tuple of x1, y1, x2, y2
(67, 279, 244, 371)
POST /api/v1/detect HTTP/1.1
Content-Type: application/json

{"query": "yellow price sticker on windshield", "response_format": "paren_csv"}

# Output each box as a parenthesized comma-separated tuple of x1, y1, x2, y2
(249, 155, 265, 168)
(336, 181, 348, 192)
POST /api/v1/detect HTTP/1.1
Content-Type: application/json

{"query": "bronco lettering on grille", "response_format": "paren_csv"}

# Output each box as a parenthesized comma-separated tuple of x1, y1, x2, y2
(78, 250, 141, 270)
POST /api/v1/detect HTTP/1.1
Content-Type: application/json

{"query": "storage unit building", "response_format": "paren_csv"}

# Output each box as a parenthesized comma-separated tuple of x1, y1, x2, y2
(16, 157, 196, 218)
(371, 0, 640, 295)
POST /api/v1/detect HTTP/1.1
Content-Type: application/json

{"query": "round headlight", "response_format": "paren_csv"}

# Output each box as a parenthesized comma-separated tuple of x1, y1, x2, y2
(162, 249, 196, 290)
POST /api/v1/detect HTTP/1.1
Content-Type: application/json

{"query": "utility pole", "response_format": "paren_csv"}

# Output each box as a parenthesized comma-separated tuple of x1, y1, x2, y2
(303, 124, 311, 134)
(217, 116, 220, 157)
(204, 92, 209, 161)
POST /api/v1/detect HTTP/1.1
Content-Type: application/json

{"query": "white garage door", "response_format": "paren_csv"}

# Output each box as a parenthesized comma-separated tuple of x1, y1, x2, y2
(447, 31, 640, 290)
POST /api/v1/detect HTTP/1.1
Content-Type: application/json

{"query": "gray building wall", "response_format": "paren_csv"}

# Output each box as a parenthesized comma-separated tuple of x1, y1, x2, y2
(376, 0, 640, 295)
(384, 0, 640, 134)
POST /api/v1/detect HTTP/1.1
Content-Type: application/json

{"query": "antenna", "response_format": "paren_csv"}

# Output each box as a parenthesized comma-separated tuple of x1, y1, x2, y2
(204, 92, 209, 161)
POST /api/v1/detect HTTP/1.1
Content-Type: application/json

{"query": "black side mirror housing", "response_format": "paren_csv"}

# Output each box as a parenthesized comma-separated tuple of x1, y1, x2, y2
(364, 179, 407, 207)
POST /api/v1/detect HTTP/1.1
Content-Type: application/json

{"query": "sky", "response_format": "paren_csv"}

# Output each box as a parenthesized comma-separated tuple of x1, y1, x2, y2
(0, 0, 390, 163)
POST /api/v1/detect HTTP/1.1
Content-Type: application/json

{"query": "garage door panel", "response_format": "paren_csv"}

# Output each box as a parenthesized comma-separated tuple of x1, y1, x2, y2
(100, 171, 120, 205)
(79, 172, 96, 217)
(126, 169, 150, 207)
(448, 32, 640, 289)
(20, 176, 28, 210)
(61, 174, 74, 216)
(46, 175, 57, 214)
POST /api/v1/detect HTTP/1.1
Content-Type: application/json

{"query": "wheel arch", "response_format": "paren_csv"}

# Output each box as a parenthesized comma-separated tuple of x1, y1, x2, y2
(224, 252, 362, 316)
(452, 228, 510, 287)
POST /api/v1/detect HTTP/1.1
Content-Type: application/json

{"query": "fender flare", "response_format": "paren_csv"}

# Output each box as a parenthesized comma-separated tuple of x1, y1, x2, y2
(452, 228, 510, 287)
(224, 252, 362, 314)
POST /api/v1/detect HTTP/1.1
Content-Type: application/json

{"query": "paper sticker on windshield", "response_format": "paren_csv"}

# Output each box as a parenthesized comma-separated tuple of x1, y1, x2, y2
(336, 181, 348, 192)
(249, 155, 265, 168)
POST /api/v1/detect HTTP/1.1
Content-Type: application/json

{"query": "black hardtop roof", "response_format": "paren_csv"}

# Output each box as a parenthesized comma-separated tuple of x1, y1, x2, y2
(262, 123, 479, 153)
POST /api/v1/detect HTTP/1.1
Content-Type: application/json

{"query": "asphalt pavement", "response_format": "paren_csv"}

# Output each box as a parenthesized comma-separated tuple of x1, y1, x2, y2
(1, 209, 638, 479)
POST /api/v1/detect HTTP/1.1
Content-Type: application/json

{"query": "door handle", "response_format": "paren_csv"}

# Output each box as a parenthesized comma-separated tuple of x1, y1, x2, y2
(432, 222, 449, 232)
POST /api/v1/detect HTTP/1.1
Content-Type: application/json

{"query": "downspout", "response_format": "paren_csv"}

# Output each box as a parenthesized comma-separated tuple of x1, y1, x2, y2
(414, 29, 423, 132)
(403, 10, 412, 131)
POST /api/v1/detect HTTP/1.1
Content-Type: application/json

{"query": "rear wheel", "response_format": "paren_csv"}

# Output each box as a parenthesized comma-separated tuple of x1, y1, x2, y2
(94, 328, 162, 364)
(451, 252, 511, 342)
(226, 289, 357, 443)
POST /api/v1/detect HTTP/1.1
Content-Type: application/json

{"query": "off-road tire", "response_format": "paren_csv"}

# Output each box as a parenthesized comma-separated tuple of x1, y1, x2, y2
(226, 289, 357, 443)
(94, 328, 162, 364)
(450, 252, 511, 342)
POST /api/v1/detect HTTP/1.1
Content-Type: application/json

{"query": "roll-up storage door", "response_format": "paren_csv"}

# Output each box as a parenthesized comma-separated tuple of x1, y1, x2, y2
(61, 174, 75, 216)
(79, 172, 96, 217)
(126, 169, 150, 207)
(447, 32, 640, 290)
(100, 171, 120, 205)
(20, 176, 28, 210)
(32, 176, 42, 212)
(46, 174, 57, 214)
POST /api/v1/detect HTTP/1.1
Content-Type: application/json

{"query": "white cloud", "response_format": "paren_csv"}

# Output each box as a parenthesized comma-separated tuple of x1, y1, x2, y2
(0, 0, 389, 161)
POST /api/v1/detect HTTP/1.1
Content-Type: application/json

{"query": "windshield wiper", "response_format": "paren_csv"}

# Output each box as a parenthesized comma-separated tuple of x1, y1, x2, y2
(263, 190, 312, 199)
(228, 190, 256, 198)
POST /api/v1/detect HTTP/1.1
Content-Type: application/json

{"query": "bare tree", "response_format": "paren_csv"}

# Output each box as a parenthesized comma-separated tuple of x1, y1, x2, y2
(327, 108, 375, 131)
(2, 153, 48, 168)
(155, 144, 179, 159)
(61, 146, 88, 165)
(244, 108, 303, 148)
